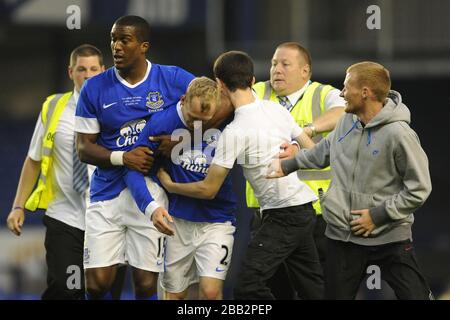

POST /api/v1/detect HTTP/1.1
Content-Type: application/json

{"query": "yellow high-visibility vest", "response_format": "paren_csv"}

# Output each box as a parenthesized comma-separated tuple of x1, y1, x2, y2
(246, 81, 334, 214)
(25, 92, 72, 211)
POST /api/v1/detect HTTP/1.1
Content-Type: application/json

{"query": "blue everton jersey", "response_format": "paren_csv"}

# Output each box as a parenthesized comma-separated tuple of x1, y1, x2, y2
(124, 103, 236, 223)
(75, 61, 194, 202)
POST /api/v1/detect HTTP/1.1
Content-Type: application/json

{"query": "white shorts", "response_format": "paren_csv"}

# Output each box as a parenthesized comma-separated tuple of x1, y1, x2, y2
(161, 217, 235, 293)
(84, 177, 168, 272)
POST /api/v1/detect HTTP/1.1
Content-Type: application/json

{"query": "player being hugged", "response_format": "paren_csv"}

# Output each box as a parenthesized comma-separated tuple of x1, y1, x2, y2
(75, 15, 194, 300)
(124, 77, 237, 300)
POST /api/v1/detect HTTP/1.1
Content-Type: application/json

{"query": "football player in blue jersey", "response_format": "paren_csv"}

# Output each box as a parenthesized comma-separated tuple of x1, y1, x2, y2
(124, 77, 237, 300)
(74, 15, 194, 300)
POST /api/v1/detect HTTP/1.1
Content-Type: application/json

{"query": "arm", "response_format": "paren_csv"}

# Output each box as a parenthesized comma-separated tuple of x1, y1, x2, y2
(77, 132, 154, 174)
(124, 169, 174, 236)
(267, 135, 332, 179)
(303, 107, 345, 138)
(158, 164, 230, 200)
(369, 131, 432, 226)
(278, 132, 315, 160)
(6, 156, 41, 236)
(303, 88, 345, 138)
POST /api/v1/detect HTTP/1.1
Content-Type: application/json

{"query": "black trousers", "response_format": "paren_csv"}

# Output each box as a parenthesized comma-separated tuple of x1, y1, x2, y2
(42, 215, 127, 300)
(267, 214, 327, 299)
(234, 203, 324, 300)
(325, 238, 433, 300)
(42, 215, 86, 300)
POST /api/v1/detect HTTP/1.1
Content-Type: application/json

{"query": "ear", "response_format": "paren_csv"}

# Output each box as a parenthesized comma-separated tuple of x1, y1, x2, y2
(302, 64, 311, 77)
(361, 87, 370, 99)
(101, 65, 105, 72)
(141, 41, 150, 54)
(68, 65, 74, 80)
(251, 76, 256, 86)
(216, 78, 227, 91)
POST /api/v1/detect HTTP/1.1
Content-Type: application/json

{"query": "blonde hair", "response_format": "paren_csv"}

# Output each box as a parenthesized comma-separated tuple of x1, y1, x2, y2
(185, 76, 220, 113)
(347, 61, 391, 102)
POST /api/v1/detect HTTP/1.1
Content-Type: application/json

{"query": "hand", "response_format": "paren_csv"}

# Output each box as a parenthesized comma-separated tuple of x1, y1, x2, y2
(303, 127, 314, 138)
(150, 135, 183, 158)
(123, 146, 154, 174)
(151, 207, 175, 236)
(266, 158, 286, 179)
(157, 167, 174, 191)
(279, 141, 299, 159)
(7, 208, 25, 236)
(350, 209, 376, 237)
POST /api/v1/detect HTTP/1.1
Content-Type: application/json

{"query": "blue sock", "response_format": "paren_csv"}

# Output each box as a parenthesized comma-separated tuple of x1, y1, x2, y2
(85, 291, 112, 300)
(135, 293, 158, 300)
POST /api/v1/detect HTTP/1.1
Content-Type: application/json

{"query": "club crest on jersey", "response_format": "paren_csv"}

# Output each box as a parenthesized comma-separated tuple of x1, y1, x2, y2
(205, 132, 221, 146)
(146, 91, 164, 111)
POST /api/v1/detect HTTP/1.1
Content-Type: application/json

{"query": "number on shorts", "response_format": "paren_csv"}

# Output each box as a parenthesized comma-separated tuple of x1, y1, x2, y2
(157, 237, 165, 258)
(220, 245, 229, 266)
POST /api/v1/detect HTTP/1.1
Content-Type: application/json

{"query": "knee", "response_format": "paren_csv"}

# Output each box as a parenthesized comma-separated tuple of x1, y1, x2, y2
(200, 285, 222, 300)
(166, 291, 188, 300)
(85, 270, 113, 299)
(134, 281, 157, 297)
(133, 273, 157, 298)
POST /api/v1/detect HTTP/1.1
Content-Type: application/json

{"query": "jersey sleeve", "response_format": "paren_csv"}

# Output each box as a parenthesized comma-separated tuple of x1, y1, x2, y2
(123, 169, 159, 215)
(75, 83, 100, 134)
(173, 67, 195, 95)
(132, 115, 161, 151)
(124, 115, 165, 215)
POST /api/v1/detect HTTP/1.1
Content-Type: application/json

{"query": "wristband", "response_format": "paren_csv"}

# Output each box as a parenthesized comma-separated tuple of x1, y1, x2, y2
(290, 141, 300, 148)
(110, 151, 125, 166)
(13, 206, 24, 211)
(308, 125, 317, 137)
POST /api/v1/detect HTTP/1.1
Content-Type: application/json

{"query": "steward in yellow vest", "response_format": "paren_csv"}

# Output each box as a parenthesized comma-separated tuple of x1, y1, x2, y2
(25, 92, 73, 210)
(245, 41, 345, 300)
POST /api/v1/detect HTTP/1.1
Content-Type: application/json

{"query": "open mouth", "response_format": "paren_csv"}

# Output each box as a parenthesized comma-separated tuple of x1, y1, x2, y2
(113, 55, 124, 63)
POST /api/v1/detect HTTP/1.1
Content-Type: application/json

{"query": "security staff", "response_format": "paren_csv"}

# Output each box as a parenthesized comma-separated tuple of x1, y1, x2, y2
(6, 44, 125, 299)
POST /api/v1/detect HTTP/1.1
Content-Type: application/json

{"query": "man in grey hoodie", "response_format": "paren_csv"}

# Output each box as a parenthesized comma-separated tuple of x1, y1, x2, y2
(267, 61, 433, 300)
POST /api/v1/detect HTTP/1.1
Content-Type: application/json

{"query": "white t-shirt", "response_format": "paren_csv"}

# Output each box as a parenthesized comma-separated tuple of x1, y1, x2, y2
(212, 99, 317, 211)
(28, 90, 88, 230)
(285, 80, 345, 111)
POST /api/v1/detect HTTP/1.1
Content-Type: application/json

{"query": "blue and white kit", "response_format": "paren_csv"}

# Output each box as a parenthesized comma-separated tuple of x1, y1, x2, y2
(75, 60, 194, 271)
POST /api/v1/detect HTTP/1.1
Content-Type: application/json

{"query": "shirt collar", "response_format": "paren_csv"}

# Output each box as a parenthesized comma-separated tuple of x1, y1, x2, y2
(176, 101, 188, 127)
(73, 89, 79, 103)
(284, 80, 311, 106)
(114, 59, 152, 88)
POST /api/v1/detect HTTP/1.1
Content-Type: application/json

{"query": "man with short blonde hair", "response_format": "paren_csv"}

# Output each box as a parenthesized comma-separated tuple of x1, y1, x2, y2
(346, 61, 391, 102)
(269, 61, 433, 300)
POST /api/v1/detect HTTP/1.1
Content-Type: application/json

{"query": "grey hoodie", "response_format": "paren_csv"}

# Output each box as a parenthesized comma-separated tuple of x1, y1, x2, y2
(282, 91, 432, 246)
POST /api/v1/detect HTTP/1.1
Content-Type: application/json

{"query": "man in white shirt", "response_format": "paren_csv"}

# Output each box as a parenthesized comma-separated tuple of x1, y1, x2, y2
(157, 50, 324, 299)
(249, 42, 346, 298)
(6, 44, 125, 299)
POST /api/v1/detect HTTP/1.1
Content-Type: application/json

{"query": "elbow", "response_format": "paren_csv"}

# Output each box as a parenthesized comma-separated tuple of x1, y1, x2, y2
(202, 186, 219, 200)
(76, 143, 89, 164)
(203, 190, 217, 200)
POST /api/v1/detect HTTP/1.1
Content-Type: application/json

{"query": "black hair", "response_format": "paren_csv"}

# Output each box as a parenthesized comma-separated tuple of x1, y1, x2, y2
(113, 15, 150, 43)
(213, 51, 254, 91)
